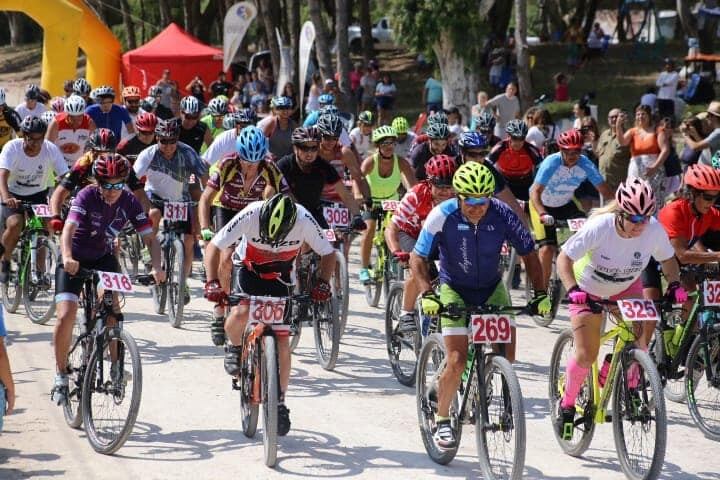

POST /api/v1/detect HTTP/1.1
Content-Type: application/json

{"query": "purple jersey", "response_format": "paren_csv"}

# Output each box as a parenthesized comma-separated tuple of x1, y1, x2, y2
(67, 186, 152, 261)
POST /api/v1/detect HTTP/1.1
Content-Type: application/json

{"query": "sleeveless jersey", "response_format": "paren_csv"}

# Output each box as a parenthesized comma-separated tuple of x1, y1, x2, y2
(367, 153, 401, 201)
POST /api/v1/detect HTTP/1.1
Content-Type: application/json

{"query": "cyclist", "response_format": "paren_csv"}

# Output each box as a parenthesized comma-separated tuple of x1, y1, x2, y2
(176, 96, 211, 154)
(117, 112, 158, 161)
(358, 125, 416, 283)
(0, 116, 69, 282)
(385, 154, 456, 331)
(201, 109, 257, 166)
(203, 194, 336, 436)
(470, 110, 501, 148)
(51, 153, 165, 405)
(392, 116, 416, 161)
(134, 119, 209, 304)
(410, 162, 550, 450)
(46, 95, 96, 169)
(411, 110, 449, 148)
(85, 86, 135, 140)
(148, 85, 174, 120)
(200, 126, 288, 346)
(529, 128, 613, 296)
(488, 119, 542, 202)
(201, 97, 229, 150)
(302, 93, 336, 127)
(72, 78, 93, 106)
(120, 85, 142, 139)
(258, 96, 297, 158)
(555, 177, 685, 440)
(349, 111, 374, 160)
(412, 122, 458, 180)
(15, 84, 46, 120)
(0, 88, 22, 151)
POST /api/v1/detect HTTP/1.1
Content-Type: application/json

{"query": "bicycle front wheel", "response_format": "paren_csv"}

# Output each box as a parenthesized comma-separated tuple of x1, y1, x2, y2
(334, 250, 350, 340)
(149, 256, 166, 315)
(64, 321, 88, 429)
(612, 348, 666, 480)
(476, 355, 526, 480)
(240, 331, 259, 438)
(23, 237, 59, 325)
(313, 294, 340, 371)
(261, 335, 279, 467)
(685, 329, 720, 441)
(167, 239, 186, 328)
(364, 244, 383, 308)
(385, 283, 419, 386)
(82, 329, 143, 455)
(2, 248, 22, 313)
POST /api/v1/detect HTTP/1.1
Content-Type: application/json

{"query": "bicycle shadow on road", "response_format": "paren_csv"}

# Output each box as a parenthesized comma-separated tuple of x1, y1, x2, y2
(133, 337, 222, 365)
(5, 329, 53, 346)
(0, 448, 64, 479)
(570, 449, 705, 480)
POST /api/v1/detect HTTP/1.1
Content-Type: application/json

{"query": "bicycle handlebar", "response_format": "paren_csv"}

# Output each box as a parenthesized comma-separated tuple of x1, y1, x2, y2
(441, 303, 530, 317)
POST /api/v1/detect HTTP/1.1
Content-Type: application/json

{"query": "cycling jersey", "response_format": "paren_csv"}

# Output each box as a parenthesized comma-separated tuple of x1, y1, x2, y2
(414, 198, 534, 301)
(201, 115, 225, 139)
(319, 146, 347, 202)
(201, 128, 237, 166)
(0, 108, 21, 150)
(392, 182, 434, 238)
(562, 212, 674, 298)
(0, 139, 68, 196)
(179, 122, 208, 154)
(85, 104, 131, 140)
(411, 142, 458, 180)
(15, 102, 46, 120)
(276, 154, 340, 223)
(658, 198, 720, 246)
(53, 112, 93, 167)
(60, 151, 144, 193)
(533, 152, 605, 208)
(349, 127, 372, 159)
(487, 139, 541, 179)
(367, 153, 401, 201)
(67, 185, 152, 262)
(134, 142, 208, 202)
(258, 116, 296, 158)
(117, 135, 156, 161)
(212, 201, 334, 282)
(207, 155, 288, 211)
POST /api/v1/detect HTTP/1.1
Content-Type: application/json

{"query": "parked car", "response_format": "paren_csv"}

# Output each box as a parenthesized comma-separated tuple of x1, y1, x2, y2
(344, 17, 397, 53)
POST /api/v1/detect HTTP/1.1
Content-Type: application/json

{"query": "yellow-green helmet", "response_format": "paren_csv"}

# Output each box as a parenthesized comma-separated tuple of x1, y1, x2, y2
(372, 125, 397, 144)
(259, 194, 297, 243)
(391, 116, 409, 134)
(452, 162, 495, 196)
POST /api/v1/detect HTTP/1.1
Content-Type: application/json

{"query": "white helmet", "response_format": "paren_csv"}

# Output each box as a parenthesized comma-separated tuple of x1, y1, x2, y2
(41, 110, 56, 124)
(0, 87, 5, 106)
(64, 95, 87, 116)
(207, 97, 228, 116)
(180, 96, 200, 114)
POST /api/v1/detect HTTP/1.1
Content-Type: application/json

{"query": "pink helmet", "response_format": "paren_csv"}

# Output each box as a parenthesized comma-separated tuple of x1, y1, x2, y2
(615, 177, 656, 216)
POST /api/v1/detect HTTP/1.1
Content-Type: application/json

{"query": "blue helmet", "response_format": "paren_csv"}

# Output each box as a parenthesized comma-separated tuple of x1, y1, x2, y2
(236, 126, 268, 163)
(271, 96, 293, 109)
(318, 93, 335, 105)
(320, 104, 338, 116)
(458, 131, 489, 150)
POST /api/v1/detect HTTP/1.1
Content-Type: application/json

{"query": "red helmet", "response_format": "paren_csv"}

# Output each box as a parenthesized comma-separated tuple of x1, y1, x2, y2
(135, 112, 158, 133)
(684, 163, 720, 191)
(93, 153, 130, 181)
(616, 177, 656, 216)
(425, 154, 457, 185)
(87, 128, 117, 152)
(557, 129, 584, 150)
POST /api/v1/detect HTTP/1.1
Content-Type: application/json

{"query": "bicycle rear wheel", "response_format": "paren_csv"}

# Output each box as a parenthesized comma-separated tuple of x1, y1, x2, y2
(548, 329, 595, 456)
(118, 231, 141, 279)
(167, 239, 186, 328)
(477, 355, 526, 480)
(385, 283, 419, 386)
(82, 329, 143, 455)
(685, 329, 720, 441)
(612, 348, 666, 480)
(334, 250, 350, 340)
(23, 237, 59, 325)
(1, 248, 22, 313)
(240, 330, 259, 438)
(63, 321, 88, 429)
(313, 292, 340, 371)
(261, 335, 279, 467)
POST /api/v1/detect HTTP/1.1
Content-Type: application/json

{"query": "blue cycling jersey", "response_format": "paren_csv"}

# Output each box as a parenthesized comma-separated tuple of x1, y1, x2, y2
(85, 104, 131, 140)
(533, 152, 604, 208)
(303, 110, 321, 128)
(414, 198, 534, 301)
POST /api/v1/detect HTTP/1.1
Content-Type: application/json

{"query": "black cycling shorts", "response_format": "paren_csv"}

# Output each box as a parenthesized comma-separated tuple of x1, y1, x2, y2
(55, 254, 120, 303)
(213, 206, 238, 232)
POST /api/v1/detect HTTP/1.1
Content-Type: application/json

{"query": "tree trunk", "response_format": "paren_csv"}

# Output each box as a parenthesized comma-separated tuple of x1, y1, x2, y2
(432, 32, 480, 121)
(140, 0, 147, 43)
(699, 2, 720, 55)
(677, 0, 698, 39)
(335, 0, 352, 110)
(5, 12, 23, 47)
(197, 0, 218, 43)
(309, 0, 336, 81)
(358, 0, 374, 63)
(183, 0, 201, 37)
(119, 0, 137, 50)
(545, 0, 567, 39)
(581, 0, 598, 39)
(488, 0, 514, 40)
(288, 0, 301, 87)
(570, 0, 586, 29)
(258, 0, 283, 78)
(159, 0, 172, 27)
(515, 0, 533, 111)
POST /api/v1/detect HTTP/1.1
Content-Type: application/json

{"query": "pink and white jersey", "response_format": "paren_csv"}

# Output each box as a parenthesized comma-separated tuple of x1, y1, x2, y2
(54, 112, 93, 168)
(320, 146, 346, 203)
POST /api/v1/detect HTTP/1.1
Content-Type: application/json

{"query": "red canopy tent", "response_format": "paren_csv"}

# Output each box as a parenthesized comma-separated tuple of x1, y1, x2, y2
(121, 23, 224, 96)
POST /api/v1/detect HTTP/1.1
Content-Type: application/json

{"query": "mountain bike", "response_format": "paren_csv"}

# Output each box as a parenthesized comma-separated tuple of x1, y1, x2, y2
(417, 304, 527, 479)
(118, 225, 144, 279)
(62, 268, 150, 454)
(1, 202, 59, 325)
(364, 201, 404, 308)
(549, 298, 667, 480)
(321, 202, 352, 339)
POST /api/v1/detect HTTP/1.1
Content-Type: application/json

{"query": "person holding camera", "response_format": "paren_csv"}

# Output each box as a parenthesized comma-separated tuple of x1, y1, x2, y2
(682, 101, 720, 165)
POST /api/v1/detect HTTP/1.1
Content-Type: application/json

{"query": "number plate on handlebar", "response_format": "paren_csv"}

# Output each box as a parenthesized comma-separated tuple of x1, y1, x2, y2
(616, 299, 660, 322)
(381, 200, 399, 211)
(249, 296, 287, 325)
(567, 218, 586, 232)
(31, 204, 52, 217)
(323, 206, 350, 227)
(97, 271, 134, 293)
(470, 315, 512, 344)
(163, 202, 189, 221)
(323, 229, 337, 242)
(703, 280, 720, 306)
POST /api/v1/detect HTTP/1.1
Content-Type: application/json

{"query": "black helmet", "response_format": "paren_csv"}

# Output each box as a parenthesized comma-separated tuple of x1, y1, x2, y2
(20, 115, 47, 135)
(316, 113, 343, 136)
(86, 128, 118, 152)
(292, 127, 320, 145)
(259, 194, 297, 243)
(155, 118, 180, 138)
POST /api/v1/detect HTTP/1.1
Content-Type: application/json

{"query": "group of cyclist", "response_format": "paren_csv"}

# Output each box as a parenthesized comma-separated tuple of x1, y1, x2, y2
(1, 73, 718, 467)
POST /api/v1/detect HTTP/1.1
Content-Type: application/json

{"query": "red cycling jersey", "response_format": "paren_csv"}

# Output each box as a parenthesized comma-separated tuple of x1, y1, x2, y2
(488, 139, 541, 179)
(658, 198, 720, 246)
(391, 181, 434, 238)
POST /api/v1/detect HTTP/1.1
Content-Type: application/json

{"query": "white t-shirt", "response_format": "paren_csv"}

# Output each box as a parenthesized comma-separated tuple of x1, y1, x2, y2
(349, 127, 372, 159)
(562, 213, 674, 298)
(394, 131, 416, 160)
(15, 102, 47, 121)
(526, 125, 558, 152)
(0, 139, 69, 196)
(656, 71, 679, 100)
(202, 128, 238, 166)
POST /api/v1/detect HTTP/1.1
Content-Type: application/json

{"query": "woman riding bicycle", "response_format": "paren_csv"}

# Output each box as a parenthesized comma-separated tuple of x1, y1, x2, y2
(554, 177, 685, 440)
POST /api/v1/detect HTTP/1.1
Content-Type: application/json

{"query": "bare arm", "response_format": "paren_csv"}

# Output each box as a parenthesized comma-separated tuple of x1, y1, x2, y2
(616, 118, 633, 146)
(46, 119, 59, 142)
(385, 220, 403, 253)
(651, 128, 670, 170)
(342, 148, 371, 201)
(410, 252, 433, 293)
(670, 236, 720, 265)
(0, 340, 14, 414)
(204, 241, 221, 282)
(0, 169, 15, 207)
(595, 182, 614, 202)
(529, 183, 546, 217)
(203, 126, 214, 147)
(398, 158, 416, 189)
(334, 182, 361, 216)
(360, 156, 374, 176)
(198, 185, 217, 231)
(557, 251, 577, 291)
(522, 251, 547, 291)
(659, 256, 681, 285)
(683, 132, 708, 151)
(50, 184, 71, 217)
(317, 252, 337, 283)
(61, 221, 78, 263)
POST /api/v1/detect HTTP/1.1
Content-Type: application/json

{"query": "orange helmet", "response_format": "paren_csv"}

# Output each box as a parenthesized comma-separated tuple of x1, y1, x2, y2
(684, 163, 720, 191)
(122, 85, 141, 99)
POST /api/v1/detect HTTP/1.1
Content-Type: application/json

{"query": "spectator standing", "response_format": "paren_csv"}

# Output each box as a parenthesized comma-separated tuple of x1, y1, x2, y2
(584, 22, 605, 60)
(0, 89, 22, 150)
(683, 101, 720, 165)
(554, 73, 569, 102)
(471, 91, 493, 119)
(360, 68, 379, 112)
(487, 81, 520, 139)
(640, 86, 658, 112)
(185, 76, 207, 105)
(526, 108, 557, 154)
(375, 73, 397, 125)
(656, 58, 679, 121)
(256, 57, 274, 94)
(572, 102, 591, 129)
(488, 47, 506, 92)
(597, 108, 631, 192)
(154, 69, 178, 110)
(306, 73, 323, 113)
(423, 75, 443, 113)
(210, 71, 233, 98)
(350, 62, 364, 108)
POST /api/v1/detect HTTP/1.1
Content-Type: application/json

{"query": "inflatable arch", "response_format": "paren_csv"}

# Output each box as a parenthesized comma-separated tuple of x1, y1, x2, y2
(0, 0, 121, 96)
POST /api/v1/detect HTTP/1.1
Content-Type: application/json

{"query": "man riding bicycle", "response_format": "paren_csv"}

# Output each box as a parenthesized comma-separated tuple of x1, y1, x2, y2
(203, 194, 336, 436)
(46, 94, 96, 169)
(488, 119, 542, 202)
(201, 109, 257, 166)
(410, 162, 550, 450)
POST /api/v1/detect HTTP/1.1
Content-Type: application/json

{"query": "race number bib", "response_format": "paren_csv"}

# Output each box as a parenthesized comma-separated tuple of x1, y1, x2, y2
(249, 296, 287, 325)
(97, 271, 134, 293)
(323, 206, 350, 227)
(163, 202, 189, 221)
(567, 218, 586, 232)
(470, 315, 512, 344)
(32, 204, 52, 218)
(703, 280, 720, 307)
(323, 229, 337, 242)
(617, 299, 660, 322)
(381, 200, 399, 211)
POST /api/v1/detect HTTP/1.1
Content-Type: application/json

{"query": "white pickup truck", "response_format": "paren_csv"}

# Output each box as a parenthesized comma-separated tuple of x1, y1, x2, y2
(346, 17, 396, 52)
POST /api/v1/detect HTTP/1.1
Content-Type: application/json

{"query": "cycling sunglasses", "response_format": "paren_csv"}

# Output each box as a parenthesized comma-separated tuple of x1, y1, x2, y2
(100, 181, 125, 191)
(459, 195, 490, 206)
(159, 138, 177, 145)
(699, 192, 720, 202)
(463, 149, 489, 158)
(296, 143, 319, 152)
(622, 212, 650, 224)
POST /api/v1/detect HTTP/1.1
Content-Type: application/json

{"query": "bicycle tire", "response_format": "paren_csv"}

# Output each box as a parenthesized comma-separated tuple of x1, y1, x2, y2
(334, 250, 350, 340)
(63, 322, 88, 429)
(548, 329, 596, 456)
(262, 335, 279, 467)
(612, 348, 666, 480)
(364, 243, 383, 308)
(533, 271, 563, 328)
(289, 316, 302, 352)
(167, 239, 186, 328)
(651, 333, 688, 404)
(685, 329, 720, 441)
(2, 248, 22, 313)
(385, 283, 419, 386)
(476, 355, 526, 480)
(150, 251, 167, 315)
(240, 329, 259, 438)
(23, 238, 58, 325)
(416, 333, 461, 465)
(313, 292, 340, 371)
(82, 329, 143, 455)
